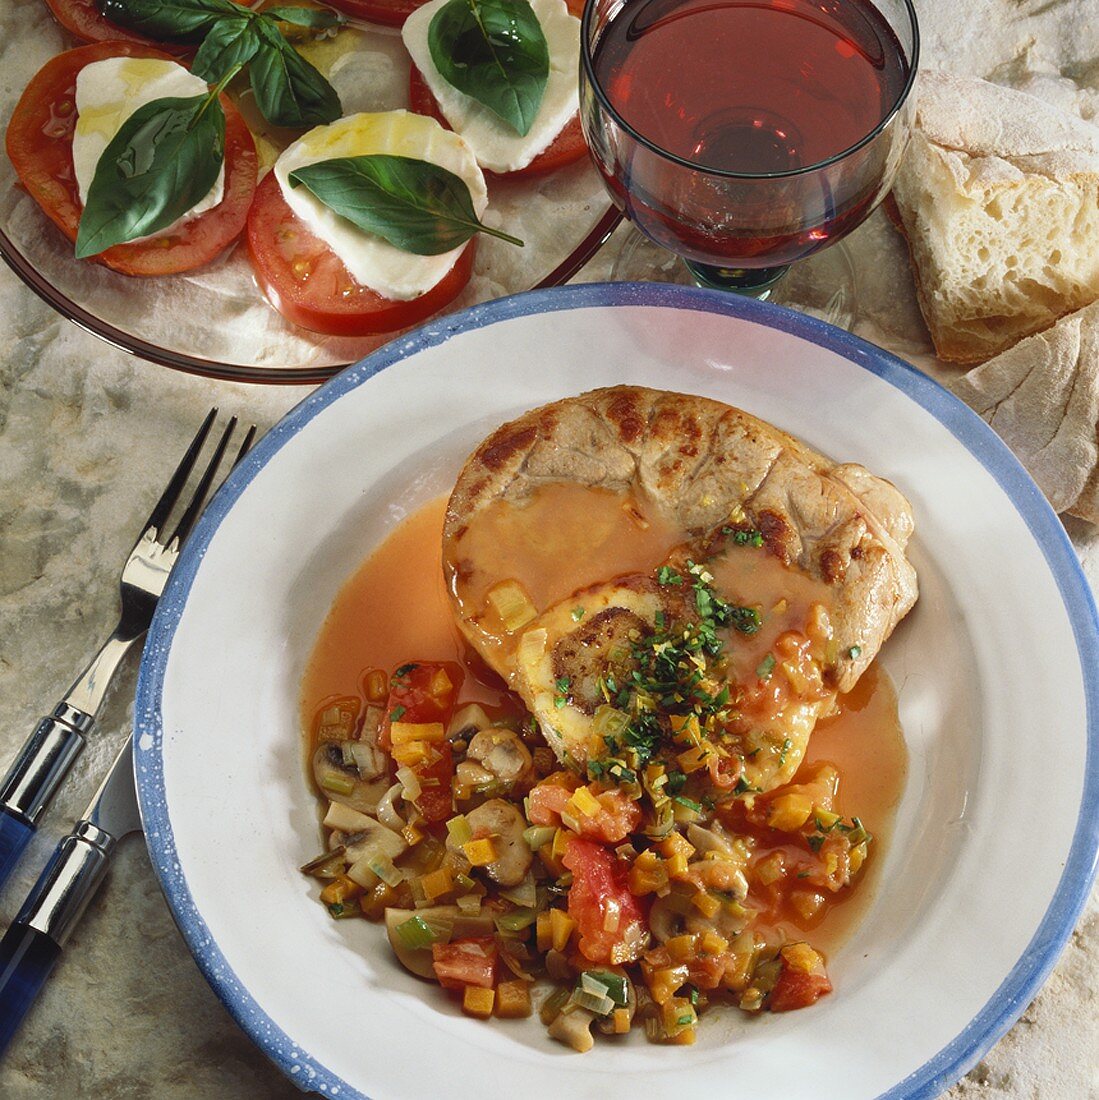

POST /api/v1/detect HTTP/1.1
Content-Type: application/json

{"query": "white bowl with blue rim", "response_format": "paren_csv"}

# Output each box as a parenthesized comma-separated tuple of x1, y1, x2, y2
(134, 282, 1099, 1100)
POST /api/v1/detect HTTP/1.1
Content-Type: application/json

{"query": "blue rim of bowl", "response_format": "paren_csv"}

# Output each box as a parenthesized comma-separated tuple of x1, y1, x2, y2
(134, 281, 1099, 1100)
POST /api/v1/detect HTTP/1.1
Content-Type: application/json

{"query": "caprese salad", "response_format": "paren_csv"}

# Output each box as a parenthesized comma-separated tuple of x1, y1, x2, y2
(6, 0, 589, 335)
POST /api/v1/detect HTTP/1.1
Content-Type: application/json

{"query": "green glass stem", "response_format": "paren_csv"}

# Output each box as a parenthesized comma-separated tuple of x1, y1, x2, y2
(684, 261, 789, 298)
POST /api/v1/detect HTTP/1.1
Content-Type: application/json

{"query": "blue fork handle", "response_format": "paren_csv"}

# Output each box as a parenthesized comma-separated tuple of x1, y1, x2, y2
(0, 710, 90, 894)
(0, 923, 61, 1058)
(0, 812, 34, 893)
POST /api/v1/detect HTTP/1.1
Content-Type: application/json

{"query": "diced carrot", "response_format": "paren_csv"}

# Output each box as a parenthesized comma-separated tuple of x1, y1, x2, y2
(462, 985, 495, 1018)
(495, 980, 532, 1019)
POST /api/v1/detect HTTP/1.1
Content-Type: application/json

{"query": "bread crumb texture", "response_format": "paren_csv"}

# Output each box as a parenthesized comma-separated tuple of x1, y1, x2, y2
(891, 71, 1099, 364)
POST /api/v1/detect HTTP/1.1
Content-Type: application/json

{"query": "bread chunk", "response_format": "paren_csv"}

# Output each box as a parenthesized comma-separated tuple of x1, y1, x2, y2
(890, 71, 1099, 364)
(952, 300, 1099, 521)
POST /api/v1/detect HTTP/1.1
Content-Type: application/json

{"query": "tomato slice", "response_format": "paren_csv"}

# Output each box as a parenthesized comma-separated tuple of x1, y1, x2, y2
(408, 65, 588, 179)
(5, 42, 256, 276)
(431, 937, 497, 990)
(246, 172, 476, 336)
(562, 837, 648, 965)
(41, 0, 177, 46)
(323, 0, 427, 25)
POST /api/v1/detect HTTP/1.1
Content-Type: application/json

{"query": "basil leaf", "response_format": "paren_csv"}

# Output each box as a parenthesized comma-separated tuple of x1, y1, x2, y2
(191, 16, 262, 83)
(428, 0, 549, 136)
(249, 21, 342, 127)
(98, 0, 240, 41)
(287, 155, 523, 255)
(75, 94, 225, 258)
(265, 5, 346, 29)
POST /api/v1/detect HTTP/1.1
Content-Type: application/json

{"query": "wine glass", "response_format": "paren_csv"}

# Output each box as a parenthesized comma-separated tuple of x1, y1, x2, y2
(579, 0, 919, 319)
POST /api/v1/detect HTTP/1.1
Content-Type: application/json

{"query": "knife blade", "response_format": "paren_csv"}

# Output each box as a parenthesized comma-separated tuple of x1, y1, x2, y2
(0, 735, 141, 1058)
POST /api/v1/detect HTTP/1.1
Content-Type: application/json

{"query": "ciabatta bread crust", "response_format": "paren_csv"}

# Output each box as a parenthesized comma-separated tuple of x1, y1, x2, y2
(891, 71, 1099, 364)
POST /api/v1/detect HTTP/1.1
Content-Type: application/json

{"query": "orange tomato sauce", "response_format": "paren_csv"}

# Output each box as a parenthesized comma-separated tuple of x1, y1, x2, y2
(301, 495, 908, 954)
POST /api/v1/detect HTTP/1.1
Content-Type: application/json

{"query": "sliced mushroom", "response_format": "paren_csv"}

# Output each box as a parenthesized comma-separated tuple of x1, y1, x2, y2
(342, 817, 407, 864)
(459, 799, 532, 886)
(466, 728, 533, 787)
(548, 1005, 596, 1053)
(647, 896, 684, 943)
(447, 703, 493, 741)
(384, 905, 494, 979)
(686, 822, 739, 857)
(312, 741, 389, 814)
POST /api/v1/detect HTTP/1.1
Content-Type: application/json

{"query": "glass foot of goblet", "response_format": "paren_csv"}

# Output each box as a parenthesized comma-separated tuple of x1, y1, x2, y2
(608, 228, 858, 330)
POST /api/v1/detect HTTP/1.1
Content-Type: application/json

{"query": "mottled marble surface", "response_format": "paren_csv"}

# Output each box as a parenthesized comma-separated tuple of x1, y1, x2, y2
(2, 0, 1099, 1095)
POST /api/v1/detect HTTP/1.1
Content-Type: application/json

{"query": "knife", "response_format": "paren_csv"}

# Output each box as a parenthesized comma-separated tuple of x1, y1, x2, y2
(0, 736, 141, 1057)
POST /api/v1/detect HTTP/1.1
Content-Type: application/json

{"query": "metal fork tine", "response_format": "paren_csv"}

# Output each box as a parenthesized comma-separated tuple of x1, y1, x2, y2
(169, 416, 238, 546)
(145, 408, 218, 539)
(234, 425, 258, 469)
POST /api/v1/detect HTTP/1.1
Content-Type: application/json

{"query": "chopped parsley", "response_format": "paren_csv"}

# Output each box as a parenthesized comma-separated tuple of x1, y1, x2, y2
(756, 653, 776, 680)
(673, 795, 703, 813)
(389, 705, 406, 721)
(723, 526, 764, 548)
(392, 663, 415, 679)
(585, 561, 770, 792)
(778, 738, 792, 767)
(847, 644, 862, 659)
(553, 676, 570, 709)
(571, 607, 586, 621)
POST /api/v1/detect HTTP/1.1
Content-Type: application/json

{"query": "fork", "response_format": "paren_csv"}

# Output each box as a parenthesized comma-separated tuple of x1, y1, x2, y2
(0, 410, 255, 893)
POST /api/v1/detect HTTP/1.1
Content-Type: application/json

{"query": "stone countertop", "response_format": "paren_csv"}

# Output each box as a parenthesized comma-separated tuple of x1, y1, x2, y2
(1, 0, 1098, 1096)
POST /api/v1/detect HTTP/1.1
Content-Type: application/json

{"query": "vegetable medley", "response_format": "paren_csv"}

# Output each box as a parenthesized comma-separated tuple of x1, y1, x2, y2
(302, 558, 875, 1051)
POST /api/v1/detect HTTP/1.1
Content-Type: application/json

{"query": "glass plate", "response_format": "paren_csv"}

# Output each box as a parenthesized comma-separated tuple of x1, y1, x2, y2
(0, 6, 621, 384)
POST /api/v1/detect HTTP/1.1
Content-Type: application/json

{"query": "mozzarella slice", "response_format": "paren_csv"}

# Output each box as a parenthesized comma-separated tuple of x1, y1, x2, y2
(73, 58, 225, 236)
(402, 0, 580, 174)
(274, 111, 488, 301)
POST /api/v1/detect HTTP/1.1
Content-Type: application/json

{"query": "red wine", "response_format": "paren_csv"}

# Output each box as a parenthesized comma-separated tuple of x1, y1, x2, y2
(584, 0, 913, 270)
(593, 0, 909, 175)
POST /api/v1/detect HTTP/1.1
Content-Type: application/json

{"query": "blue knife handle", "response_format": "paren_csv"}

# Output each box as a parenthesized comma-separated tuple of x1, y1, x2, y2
(0, 811, 34, 894)
(0, 822, 113, 1059)
(0, 923, 61, 1057)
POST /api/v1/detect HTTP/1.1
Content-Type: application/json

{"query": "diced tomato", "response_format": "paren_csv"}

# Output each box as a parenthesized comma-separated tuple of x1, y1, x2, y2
(381, 662, 462, 740)
(744, 762, 840, 831)
(562, 837, 648, 965)
(412, 742, 455, 823)
(381, 662, 461, 823)
(769, 946, 832, 1012)
(528, 777, 641, 844)
(6, 43, 256, 276)
(246, 171, 475, 336)
(408, 65, 588, 179)
(431, 937, 496, 990)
